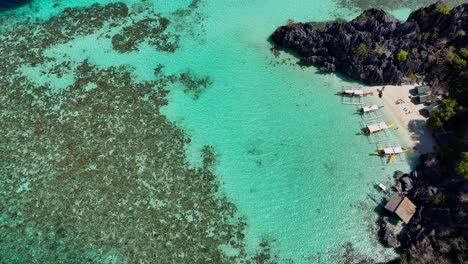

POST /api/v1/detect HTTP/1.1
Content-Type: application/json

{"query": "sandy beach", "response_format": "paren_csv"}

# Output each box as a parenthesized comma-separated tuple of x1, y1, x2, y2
(367, 84, 436, 154)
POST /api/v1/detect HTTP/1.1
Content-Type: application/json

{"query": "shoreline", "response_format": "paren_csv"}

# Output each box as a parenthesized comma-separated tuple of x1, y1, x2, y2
(366, 84, 436, 155)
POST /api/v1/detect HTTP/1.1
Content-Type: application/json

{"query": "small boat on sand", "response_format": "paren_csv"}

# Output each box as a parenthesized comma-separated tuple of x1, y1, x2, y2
(360, 122, 394, 135)
(372, 146, 410, 156)
(336, 89, 373, 97)
(359, 105, 384, 114)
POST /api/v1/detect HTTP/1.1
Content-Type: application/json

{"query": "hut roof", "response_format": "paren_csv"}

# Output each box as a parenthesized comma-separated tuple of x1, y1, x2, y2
(384, 193, 403, 212)
(418, 94, 430, 103)
(395, 197, 417, 224)
(423, 102, 440, 113)
(416, 85, 431, 94)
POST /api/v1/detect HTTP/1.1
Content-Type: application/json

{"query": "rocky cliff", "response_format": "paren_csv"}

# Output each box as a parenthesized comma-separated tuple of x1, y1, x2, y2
(271, 2, 468, 90)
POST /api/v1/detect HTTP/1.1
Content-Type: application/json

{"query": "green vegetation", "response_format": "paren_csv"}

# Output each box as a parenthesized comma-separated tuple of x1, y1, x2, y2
(408, 73, 417, 82)
(397, 50, 408, 61)
(353, 43, 371, 56)
(435, 3, 452, 15)
(449, 51, 467, 70)
(427, 98, 464, 130)
(374, 43, 385, 54)
(352, 43, 387, 56)
(433, 194, 444, 205)
(427, 51, 467, 181)
(456, 152, 468, 179)
(417, 32, 431, 41)
(459, 47, 468, 58)
(419, 10, 429, 21)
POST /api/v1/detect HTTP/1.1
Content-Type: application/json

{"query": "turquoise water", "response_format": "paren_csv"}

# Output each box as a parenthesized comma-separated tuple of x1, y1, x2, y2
(0, 0, 420, 262)
(162, 1, 413, 261)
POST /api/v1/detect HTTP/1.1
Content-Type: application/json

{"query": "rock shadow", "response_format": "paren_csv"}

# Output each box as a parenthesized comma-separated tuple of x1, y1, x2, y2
(408, 119, 434, 153)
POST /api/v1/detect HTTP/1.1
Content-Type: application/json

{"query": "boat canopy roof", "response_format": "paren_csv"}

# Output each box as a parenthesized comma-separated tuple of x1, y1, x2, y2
(344, 89, 364, 95)
(383, 147, 404, 154)
(368, 122, 388, 133)
(362, 105, 379, 113)
(378, 183, 387, 192)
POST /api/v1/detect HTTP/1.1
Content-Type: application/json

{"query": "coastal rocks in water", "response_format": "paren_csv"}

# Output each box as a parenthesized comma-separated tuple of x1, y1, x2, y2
(378, 217, 401, 248)
(271, 2, 468, 88)
(393, 171, 413, 194)
(379, 154, 467, 263)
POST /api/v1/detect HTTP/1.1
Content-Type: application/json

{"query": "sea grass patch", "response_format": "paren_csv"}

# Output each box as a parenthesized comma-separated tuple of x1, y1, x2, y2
(111, 17, 179, 53)
(179, 71, 212, 99)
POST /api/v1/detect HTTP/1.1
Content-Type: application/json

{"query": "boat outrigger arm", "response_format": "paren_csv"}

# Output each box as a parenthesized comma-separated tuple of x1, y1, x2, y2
(336, 89, 373, 97)
(360, 122, 394, 134)
(373, 146, 409, 156)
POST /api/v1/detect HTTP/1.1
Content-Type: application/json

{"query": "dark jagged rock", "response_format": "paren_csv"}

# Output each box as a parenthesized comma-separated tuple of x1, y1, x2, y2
(270, 2, 468, 263)
(271, 2, 468, 89)
(379, 154, 467, 264)
(379, 217, 401, 248)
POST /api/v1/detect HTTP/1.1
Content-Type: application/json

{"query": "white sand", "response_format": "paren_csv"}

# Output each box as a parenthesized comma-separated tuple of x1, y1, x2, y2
(367, 84, 436, 154)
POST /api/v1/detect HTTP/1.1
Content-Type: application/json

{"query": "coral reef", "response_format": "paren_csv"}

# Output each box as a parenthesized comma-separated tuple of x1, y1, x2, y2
(0, 2, 256, 262)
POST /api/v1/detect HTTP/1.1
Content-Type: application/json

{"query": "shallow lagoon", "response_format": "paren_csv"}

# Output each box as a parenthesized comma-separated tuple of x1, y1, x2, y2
(0, 0, 436, 262)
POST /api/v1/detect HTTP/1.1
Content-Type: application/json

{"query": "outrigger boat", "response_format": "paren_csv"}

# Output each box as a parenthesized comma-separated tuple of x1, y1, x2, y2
(373, 146, 410, 156)
(336, 89, 373, 97)
(368, 182, 392, 204)
(359, 105, 384, 114)
(360, 122, 394, 135)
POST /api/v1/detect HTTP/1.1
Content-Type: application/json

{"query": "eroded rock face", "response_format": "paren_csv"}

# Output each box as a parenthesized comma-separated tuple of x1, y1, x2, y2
(379, 154, 467, 264)
(271, 2, 468, 88)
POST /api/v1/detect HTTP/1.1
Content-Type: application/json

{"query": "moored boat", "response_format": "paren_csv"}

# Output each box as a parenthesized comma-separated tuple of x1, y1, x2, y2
(359, 104, 384, 114)
(336, 89, 373, 97)
(360, 122, 394, 135)
(373, 146, 410, 156)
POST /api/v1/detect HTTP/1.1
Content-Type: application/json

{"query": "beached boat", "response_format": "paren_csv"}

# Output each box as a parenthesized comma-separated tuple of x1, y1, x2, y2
(372, 146, 410, 156)
(360, 122, 394, 135)
(336, 89, 373, 97)
(359, 105, 384, 114)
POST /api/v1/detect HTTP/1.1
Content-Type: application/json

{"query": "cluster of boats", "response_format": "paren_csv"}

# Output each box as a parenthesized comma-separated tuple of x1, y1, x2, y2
(337, 87, 410, 164)
(358, 105, 410, 163)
